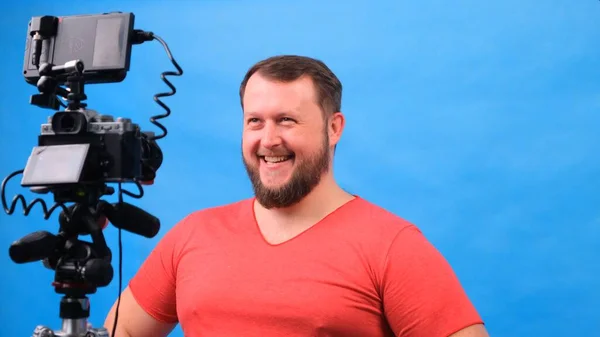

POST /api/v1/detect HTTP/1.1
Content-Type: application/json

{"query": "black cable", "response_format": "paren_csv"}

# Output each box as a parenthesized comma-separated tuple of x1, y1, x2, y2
(132, 30, 184, 141)
(121, 180, 145, 199)
(111, 182, 124, 337)
(149, 34, 183, 141)
(111, 180, 144, 337)
(0, 169, 71, 221)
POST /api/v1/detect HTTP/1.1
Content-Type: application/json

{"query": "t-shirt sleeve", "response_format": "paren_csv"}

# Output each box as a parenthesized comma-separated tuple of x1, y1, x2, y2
(381, 225, 483, 337)
(128, 213, 195, 324)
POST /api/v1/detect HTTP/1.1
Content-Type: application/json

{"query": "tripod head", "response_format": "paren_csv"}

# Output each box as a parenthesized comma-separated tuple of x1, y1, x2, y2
(11, 198, 114, 298)
(8, 183, 159, 297)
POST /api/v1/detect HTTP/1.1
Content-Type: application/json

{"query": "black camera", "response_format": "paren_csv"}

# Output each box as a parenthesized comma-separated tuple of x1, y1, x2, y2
(22, 104, 163, 203)
(1, 11, 183, 337)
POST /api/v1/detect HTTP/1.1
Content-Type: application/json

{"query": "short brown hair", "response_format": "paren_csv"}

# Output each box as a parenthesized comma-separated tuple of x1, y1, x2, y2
(239, 55, 342, 118)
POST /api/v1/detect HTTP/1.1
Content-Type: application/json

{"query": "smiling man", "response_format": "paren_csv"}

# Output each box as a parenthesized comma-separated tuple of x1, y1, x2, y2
(104, 55, 489, 337)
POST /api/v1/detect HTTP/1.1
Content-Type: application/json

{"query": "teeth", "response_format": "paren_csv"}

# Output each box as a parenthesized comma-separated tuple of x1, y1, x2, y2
(264, 156, 289, 163)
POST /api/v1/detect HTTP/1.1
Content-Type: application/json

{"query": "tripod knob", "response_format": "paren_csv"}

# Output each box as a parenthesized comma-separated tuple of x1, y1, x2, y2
(32, 325, 55, 337)
(86, 327, 110, 337)
(83, 258, 113, 287)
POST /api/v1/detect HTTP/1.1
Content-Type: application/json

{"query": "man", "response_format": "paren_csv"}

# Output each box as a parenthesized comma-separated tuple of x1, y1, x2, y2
(104, 55, 489, 336)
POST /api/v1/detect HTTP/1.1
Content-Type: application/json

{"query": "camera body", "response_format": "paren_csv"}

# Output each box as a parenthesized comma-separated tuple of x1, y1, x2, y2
(20, 107, 162, 202)
(38, 111, 144, 182)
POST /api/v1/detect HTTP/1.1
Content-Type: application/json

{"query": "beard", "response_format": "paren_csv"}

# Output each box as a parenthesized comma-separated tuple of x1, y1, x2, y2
(243, 135, 330, 209)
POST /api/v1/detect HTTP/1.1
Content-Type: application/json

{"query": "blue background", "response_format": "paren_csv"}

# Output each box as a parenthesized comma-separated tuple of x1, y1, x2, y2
(1, 1, 599, 336)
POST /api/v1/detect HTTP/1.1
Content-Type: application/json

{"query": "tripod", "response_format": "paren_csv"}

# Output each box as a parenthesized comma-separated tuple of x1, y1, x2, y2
(4, 14, 179, 335)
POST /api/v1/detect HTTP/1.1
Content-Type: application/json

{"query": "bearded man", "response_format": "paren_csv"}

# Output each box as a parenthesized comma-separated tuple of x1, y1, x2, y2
(104, 55, 489, 337)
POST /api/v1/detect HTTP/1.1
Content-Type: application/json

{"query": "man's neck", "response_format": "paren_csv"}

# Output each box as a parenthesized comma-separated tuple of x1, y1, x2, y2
(254, 175, 355, 224)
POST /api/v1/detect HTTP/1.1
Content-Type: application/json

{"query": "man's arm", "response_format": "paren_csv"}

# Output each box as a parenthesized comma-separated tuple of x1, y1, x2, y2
(103, 286, 177, 337)
(104, 213, 197, 336)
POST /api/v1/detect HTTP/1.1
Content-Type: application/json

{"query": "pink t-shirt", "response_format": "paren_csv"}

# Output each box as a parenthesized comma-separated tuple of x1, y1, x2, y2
(129, 197, 483, 336)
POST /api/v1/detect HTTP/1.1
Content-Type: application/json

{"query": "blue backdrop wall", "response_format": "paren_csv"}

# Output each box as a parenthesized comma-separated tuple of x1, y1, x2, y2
(1, 1, 598, 336)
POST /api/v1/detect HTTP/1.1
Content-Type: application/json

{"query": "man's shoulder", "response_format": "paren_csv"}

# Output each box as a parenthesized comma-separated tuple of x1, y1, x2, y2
(151, 198, 254, 253)
(349, 196, 416, 231)
(333, 196, 423, 249)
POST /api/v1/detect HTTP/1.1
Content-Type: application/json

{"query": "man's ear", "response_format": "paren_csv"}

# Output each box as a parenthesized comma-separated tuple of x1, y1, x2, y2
(328, 112, 345, 146)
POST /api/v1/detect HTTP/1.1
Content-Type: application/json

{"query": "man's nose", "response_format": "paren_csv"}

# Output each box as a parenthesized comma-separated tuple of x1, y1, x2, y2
(261, 123, 282, 148)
